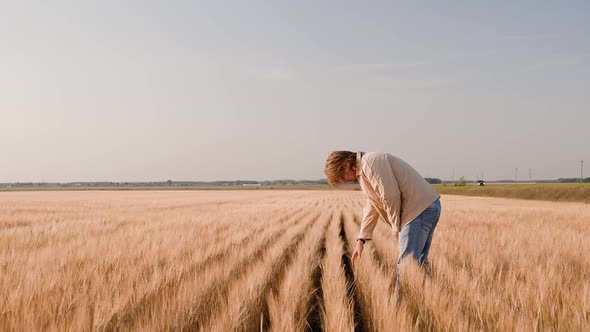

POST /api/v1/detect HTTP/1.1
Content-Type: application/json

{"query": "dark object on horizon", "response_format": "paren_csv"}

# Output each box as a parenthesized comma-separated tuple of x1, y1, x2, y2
(424, 177, 442, 184)
(477, 180, 486, 186)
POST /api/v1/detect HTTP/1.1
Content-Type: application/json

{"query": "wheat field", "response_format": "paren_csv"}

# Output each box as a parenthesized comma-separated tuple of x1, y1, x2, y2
(1, 190, 589, 331)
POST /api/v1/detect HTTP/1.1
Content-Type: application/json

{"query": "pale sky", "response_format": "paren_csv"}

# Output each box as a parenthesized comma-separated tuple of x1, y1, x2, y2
(1, 1, 589, 182)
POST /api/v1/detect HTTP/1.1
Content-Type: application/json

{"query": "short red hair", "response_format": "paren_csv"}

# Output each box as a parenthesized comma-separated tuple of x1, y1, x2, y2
(324, 151, 356, 186)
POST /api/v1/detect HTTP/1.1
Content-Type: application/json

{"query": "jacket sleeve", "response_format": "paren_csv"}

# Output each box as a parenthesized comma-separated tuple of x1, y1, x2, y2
(366, 153, 402, 231)
(357, 198, 380, 240)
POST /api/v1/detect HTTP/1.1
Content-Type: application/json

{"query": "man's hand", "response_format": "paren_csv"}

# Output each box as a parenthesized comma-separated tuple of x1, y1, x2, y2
(351, 240, 364, 266)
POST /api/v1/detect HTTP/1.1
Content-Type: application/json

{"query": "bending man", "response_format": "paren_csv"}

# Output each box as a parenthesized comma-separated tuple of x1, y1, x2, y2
(324, 151, 442, 293)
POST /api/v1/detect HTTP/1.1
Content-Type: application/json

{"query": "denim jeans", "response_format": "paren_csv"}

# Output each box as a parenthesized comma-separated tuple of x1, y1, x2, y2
(395, 198, 441, 293)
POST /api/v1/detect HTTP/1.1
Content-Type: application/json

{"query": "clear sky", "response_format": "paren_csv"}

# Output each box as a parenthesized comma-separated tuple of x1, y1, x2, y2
(1, 1, 589, 182)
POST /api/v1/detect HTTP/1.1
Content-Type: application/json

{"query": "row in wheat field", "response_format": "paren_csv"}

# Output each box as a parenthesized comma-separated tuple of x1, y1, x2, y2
(0, 191, 340, 330)
(1, 191, 590, 331)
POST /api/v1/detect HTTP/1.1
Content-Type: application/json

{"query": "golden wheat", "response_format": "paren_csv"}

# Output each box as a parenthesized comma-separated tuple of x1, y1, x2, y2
(1, 190, 589, 331)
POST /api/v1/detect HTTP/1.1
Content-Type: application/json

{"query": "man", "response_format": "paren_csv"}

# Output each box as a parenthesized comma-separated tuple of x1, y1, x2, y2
(324, 151, 442, 292)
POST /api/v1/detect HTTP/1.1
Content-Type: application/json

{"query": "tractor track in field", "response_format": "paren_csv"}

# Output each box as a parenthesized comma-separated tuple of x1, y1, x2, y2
(303, 212, 329, 332)
(179, 210, 323, 331)
(339, 214, 367, 332)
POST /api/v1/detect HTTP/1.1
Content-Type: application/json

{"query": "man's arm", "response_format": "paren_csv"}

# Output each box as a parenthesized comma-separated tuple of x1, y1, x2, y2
(353, 198, 379, 266)
(357, 198, 380, 241)
(366, 153, 402, 231)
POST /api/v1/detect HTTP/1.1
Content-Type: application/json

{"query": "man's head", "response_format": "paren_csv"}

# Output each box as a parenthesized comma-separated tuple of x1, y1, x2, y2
(324, 151, 358, 186)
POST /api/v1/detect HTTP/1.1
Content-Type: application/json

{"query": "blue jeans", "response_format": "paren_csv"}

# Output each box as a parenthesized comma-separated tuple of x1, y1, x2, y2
(395, 198, 441, 292)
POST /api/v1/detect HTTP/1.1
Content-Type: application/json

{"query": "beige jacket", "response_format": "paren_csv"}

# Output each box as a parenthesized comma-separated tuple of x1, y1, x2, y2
(356, 151, 440, 240)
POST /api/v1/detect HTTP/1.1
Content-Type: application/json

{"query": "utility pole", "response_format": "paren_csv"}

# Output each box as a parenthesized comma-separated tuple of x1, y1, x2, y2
(515, 168, 518, 184)
(582, 160, 584, 183)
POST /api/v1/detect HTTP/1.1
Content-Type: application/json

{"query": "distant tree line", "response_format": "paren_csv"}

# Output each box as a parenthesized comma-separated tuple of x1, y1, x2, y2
(0, 179, 330, 188)
(557, 178, 590, 183)
(0, 177, 441, 188)
(10, 176, 590, 189)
